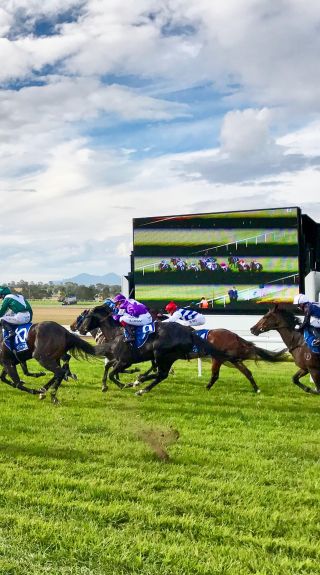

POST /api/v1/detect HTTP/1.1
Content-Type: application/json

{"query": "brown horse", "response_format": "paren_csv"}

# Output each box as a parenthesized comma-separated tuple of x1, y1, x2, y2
(1, 321, 97, 403)
(202, 329, 286, 393)
(250, 305, 320, 394)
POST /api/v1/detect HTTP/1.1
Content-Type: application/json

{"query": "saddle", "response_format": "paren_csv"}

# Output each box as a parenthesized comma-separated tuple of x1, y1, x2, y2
(303, 328, 320, 354)
(192, 329, 209, 353)
(2, 322, 32, 353)
(131, 323, 156, 349)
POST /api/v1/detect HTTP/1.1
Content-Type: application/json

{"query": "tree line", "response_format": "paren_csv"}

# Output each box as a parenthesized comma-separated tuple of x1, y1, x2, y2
(8, 281, 121, 301)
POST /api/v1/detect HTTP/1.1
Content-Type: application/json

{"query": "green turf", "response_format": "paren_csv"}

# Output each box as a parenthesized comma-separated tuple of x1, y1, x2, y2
(0, 359, 319, 574)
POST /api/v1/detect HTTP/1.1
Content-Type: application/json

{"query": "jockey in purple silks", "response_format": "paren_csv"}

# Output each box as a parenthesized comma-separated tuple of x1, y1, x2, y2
(113, 293, 152, 343)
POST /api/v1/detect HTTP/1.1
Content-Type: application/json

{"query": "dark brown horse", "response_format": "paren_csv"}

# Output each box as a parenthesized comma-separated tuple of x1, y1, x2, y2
(250, 305, 320, 394)
(1, 321, 97, 403)
(77, 304, 285, 394)
(70, 309, 142, 391)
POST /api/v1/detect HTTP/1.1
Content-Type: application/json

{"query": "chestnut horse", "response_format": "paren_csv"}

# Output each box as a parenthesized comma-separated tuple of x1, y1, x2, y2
(202, 329, 286, 393)
(251, 305, 320, 394)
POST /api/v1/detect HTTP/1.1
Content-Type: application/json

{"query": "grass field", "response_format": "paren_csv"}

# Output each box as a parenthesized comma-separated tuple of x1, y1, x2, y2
(1, 359, 320, 574)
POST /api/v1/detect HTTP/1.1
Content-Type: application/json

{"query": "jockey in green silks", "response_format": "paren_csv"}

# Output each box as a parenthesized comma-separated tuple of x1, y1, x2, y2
(0, 286, 33, 355)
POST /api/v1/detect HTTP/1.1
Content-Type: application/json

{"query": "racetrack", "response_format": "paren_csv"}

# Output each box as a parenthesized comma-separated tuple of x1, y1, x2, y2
(0, 358, 319, 574)
(32, 303, 92, 325)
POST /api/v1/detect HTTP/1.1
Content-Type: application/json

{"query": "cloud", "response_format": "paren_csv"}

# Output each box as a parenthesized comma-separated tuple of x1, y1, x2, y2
(0, 1, 320, 282)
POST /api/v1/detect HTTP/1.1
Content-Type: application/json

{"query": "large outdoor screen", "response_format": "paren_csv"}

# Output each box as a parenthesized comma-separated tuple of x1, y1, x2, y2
(132, 207, 302, 313)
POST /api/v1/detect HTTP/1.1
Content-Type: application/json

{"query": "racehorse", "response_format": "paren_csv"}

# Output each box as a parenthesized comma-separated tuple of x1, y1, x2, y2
(171, 257, 188, 271)
(250, 261, 263, 272)
(203, 329, 286, 393)
(250, 305, 320, 394)
(0, 321, 97, 403)
(78, 304, 234, 395)
(70, 309, 144, 391)
(158, 260, 171, 272)
(78, 305, 285, 395)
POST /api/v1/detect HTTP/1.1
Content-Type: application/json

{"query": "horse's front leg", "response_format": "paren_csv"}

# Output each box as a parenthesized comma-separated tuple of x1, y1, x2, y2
(20, 361, 46, 379)
(101, 358, 116, 392)
(2, 361, 40, 395)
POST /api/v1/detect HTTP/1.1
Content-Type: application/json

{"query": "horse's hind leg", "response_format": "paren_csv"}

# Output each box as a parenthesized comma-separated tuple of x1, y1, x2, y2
(61, 353, 77, 381)
(293, 368, 320, 394)
(234, 361, 260, 393)
(206, 359, 221, 390)
(33, 356, 66, 404)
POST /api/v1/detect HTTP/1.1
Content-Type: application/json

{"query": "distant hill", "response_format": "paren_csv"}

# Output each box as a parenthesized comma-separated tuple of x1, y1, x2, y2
(56, 273, 121, 286)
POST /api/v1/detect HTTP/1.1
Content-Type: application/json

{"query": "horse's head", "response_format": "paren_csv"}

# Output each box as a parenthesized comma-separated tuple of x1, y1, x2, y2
(79, 304, 113, 335)
(70, 309, 89, 332)
(250, 305, 298, 335)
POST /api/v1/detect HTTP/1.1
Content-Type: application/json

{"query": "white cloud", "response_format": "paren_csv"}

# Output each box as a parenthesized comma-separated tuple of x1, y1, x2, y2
(0, 0, 320, 281)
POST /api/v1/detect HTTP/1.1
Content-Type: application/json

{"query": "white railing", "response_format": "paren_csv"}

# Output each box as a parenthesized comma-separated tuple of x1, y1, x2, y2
(202, 273, 299, 308)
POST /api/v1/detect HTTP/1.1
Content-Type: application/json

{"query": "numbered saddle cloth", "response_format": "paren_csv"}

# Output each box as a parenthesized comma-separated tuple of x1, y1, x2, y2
(3, 323, 32, 353)
(303, 328, 320, 354)
(192, 329, 209, 353)
(134, 323, 156, 349)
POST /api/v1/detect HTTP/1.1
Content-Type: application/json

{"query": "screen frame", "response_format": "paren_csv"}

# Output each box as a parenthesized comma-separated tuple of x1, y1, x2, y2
(131, 206, 303, 315)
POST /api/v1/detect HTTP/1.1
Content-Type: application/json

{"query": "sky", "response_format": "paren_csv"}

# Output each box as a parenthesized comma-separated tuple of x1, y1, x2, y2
(1, 0, 320, 282)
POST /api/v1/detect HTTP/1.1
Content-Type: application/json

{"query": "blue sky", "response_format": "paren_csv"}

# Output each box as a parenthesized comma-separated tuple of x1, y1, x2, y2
(0, 0, 320, 282)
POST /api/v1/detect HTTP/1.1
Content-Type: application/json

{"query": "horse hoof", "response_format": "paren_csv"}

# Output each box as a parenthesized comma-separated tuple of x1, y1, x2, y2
(71, 374, 78, 381)
(39, 393, 46, 400)
(51, 396, 60, 405)
(135, 389, 145, 396)
(256, 389, 261, 394)
(101, 387, 108, 392)
(123, 383, 134, 389)
(132, 380, 141, 388)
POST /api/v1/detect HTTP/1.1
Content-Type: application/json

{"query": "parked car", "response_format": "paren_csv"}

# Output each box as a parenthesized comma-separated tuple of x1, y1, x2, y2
(62, 295, 77, 305)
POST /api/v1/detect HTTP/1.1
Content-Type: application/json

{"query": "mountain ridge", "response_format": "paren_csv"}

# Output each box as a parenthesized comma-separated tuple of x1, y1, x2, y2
(54, 273, 121, 286)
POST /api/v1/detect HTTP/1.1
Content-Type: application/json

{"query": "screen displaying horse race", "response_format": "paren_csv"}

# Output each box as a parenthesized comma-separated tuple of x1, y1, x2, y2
(132, 207, 302, 313)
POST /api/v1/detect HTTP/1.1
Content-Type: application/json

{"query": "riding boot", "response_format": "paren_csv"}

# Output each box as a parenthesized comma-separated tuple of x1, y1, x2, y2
(311, 327, 320, 346)
(124, 325, 136, 344)
(1, 321, 19, 359)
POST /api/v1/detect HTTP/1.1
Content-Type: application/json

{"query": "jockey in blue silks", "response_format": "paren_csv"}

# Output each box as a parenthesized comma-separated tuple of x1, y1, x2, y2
(113, 293, 152, 343)
(164, 301, 205, 327)
(294, 293, 320, 346)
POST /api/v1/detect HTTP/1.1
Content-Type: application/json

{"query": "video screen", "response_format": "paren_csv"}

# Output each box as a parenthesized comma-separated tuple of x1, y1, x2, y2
(132, 207, 301, 313)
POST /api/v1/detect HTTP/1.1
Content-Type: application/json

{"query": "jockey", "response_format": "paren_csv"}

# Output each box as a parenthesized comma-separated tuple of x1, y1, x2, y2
(164, 301, 205, 327)
(113, 293, 152, 343)
(293, 293, 320, 345)
(0, 286, 33, 353)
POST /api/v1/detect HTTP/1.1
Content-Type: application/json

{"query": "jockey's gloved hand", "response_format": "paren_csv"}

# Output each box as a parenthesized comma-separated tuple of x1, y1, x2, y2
(294, 324, 303, 332)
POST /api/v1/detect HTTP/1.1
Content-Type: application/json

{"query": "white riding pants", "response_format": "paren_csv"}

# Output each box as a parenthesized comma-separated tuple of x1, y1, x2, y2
(121, 312, 153, 326)
(1, 311, 31, 325)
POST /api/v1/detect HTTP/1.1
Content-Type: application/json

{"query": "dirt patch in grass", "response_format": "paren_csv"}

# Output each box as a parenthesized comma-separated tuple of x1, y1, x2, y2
(137, 427, 180, 461)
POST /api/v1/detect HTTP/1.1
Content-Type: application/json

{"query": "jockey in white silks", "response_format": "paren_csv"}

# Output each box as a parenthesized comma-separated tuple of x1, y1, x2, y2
(163, 301, 205, 327)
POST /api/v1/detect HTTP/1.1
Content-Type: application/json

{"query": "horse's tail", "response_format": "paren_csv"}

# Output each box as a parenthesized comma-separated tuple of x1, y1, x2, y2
(66, 332, 97, 359)
(191, 332, 237, 364)
(250, 345, 288, 363)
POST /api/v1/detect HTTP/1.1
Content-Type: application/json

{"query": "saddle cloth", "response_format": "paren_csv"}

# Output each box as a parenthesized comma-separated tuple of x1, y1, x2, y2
(192, 329, 209, 353)
(3, 322, 32, 353)
(131, 322, 156, 349)
(304, 328, 320, 355)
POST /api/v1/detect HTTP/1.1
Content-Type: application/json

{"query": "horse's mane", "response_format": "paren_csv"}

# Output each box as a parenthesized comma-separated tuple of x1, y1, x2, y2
(274, 307, 301, 329)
